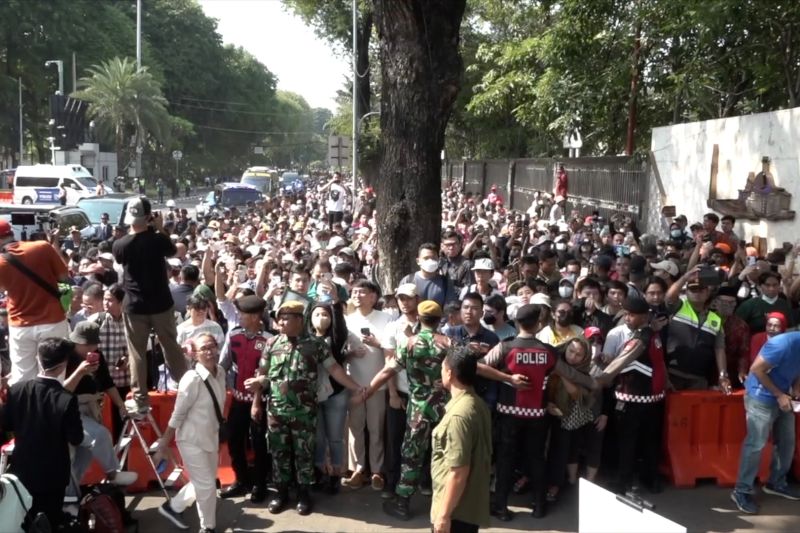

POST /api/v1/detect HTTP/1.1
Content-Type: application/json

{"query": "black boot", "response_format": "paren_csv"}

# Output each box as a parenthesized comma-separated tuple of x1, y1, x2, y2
(382, 495, 412, 521)
(250, 484, 267, 504)
(531, 495, 547, 519)
(268, 485, 289, 514)
(296, 485, 313, 516)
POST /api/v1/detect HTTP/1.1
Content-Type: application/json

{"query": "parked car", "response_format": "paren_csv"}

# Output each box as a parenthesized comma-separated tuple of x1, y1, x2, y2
(0, 203, 94, 242)
(77, 193, 141, 227)
(196, 183, 262, 217)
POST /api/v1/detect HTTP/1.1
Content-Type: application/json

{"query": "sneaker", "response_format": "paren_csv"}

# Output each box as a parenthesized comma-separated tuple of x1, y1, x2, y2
(109, 470, 138, 486)
(730, 491, 759, 514)
(124, 399, 149, 417)
(159, 501, 189, 530)
(371, 474, 385, 491)
(342, 471, 367, 490)
(763, 484, 800, 500)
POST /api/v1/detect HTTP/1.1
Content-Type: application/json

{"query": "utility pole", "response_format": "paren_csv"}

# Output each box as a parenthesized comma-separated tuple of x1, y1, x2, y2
(72, 52, 77, 94)
(135, 0, 143, 184)
(18, 77, 23, 165)
(351, 0, 358, 197)
(625, 13, 641, 156)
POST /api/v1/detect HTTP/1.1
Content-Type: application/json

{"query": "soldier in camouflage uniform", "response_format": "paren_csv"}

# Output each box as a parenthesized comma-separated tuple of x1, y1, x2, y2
(362, 300, 451, 520)
(246, 301, 366, 516)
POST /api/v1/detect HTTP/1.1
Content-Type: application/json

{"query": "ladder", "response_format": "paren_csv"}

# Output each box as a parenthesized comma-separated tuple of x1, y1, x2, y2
(115, 411, 184, 500)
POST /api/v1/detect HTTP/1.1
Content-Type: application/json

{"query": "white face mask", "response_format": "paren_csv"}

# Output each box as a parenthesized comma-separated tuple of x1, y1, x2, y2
(311, 313, 331, 332)
(420, 258, 439, 273)
(762, 294, 779, 305)
(559, 286, 574, 299)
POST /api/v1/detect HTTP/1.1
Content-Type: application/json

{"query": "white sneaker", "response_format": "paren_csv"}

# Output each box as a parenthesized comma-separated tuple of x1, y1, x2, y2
(109, 470, 138, 486)
(124, 399, 149, 418)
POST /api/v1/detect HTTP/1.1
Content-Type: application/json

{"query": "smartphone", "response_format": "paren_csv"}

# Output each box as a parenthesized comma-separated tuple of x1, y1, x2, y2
(86, 351, 100, 365)
(360, 327, 371, 337)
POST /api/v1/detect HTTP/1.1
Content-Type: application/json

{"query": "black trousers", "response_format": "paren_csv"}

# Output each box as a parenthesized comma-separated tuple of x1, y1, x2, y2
(385, 392, 408, 491)
(615, 400, 664, 489)
(431, 519, 480, 533)
(28, 489, 66, 530)
(495, 415, 549, 509)
(227, 398, 269, 488)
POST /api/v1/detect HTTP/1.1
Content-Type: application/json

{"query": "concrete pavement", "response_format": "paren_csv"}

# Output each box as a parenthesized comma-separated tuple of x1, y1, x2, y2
(125, 481, 800, 532)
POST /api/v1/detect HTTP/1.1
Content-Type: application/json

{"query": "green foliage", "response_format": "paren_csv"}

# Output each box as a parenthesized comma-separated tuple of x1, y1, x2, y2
(455, 0, 800, 157)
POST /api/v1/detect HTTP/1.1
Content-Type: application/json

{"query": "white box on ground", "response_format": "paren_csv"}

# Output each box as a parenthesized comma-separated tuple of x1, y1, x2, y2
(578, 478, 686, 533)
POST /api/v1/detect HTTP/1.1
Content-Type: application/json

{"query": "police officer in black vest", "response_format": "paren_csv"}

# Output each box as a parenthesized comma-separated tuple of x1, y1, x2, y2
(477, 303, 598, 521)
(600, 296, 669, 494)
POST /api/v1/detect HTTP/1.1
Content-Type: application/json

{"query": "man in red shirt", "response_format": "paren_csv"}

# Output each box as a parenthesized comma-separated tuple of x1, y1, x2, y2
(554, 164, 568, 199)
(0, 220, 70, 386)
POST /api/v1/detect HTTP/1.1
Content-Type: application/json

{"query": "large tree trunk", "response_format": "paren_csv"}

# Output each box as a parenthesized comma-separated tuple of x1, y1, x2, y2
(372, 0, 466, 291)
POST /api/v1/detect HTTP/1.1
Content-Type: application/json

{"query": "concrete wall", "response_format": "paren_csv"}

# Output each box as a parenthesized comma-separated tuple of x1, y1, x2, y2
(649, 107, 800, 248)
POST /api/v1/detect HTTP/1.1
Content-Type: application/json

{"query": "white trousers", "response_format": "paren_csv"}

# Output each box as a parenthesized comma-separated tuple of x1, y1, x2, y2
(172, 441, 218, 530)
(8, 320, 70, 385)
(348, 392, 386, 474)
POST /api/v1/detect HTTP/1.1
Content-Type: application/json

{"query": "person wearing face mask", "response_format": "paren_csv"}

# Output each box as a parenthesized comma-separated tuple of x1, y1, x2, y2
(537, 300, 584, 348)
(218, 296, 272, 503)
(482, 294, 516, 341)
(557, 278, 575, 300)
(309, 300, 355, 494)
(735, 272, 794, 334)
(400, 243, 457, 308)
(1, 338, 84, 530)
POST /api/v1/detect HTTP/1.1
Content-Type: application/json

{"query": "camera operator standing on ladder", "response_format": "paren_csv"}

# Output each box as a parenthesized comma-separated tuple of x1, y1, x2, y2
(113, 197, 188, 416)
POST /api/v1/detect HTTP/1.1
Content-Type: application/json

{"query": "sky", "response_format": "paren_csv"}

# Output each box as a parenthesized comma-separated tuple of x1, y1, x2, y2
(198, 0, 349, 112)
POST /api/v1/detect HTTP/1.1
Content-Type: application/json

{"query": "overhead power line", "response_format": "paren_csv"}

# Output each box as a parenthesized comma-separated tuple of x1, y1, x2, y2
(194, 124, 323, 135)
(172, 101, 317, 118)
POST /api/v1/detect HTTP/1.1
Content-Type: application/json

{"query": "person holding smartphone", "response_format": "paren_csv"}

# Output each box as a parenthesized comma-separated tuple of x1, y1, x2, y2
(63, 321, 137, 501)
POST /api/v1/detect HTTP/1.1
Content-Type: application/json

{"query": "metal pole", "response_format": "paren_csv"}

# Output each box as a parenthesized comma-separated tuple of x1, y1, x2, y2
(72, 52, 77, 93)
(136, 0, 142, 70)
(18, 77, 23, 164)
(351, 0, 357, 197)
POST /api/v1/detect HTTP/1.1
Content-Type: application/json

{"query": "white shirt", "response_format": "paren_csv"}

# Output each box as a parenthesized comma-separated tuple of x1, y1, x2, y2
(381, 315, 415, 394)
(603, 324, 634, 359)
(169, 363, 226, 453)
(326, 183, 347, 212)
(346, 308, 393, 390)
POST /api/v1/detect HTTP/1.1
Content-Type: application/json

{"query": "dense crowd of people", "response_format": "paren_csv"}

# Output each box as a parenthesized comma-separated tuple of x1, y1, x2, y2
(1, 168, 800, 532)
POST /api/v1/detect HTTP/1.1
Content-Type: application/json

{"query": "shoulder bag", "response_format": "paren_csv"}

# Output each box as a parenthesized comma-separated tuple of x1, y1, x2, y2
(198, 371, 228, 444)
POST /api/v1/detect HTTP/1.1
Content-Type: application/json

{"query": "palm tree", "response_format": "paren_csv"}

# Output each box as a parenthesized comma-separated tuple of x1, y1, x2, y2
(72, 57, 171, 172)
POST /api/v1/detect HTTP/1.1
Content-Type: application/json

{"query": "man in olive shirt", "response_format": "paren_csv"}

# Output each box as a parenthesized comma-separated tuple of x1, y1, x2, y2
(431, 345, 492, 533)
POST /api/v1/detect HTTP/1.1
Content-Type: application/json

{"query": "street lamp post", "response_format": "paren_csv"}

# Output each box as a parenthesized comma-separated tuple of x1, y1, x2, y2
(135, 0, 143, 183)
(351, 0, 358, 196)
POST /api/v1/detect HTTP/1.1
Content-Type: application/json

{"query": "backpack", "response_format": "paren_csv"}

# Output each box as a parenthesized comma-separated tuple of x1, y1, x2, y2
(79, 484, 131, 533)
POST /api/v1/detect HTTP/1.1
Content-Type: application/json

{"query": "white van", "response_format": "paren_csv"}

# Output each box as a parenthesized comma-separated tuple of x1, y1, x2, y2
(13, 164, 111, 205)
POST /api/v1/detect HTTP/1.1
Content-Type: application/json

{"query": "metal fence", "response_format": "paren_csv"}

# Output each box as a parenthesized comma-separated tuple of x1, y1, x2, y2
(442, 156, 649, 223)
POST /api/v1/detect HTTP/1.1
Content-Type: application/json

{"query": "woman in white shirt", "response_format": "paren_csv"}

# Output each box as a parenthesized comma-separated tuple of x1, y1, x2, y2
(156, 333, 226, 533)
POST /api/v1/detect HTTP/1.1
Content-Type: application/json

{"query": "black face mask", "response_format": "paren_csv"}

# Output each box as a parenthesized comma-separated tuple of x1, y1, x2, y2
(483, 313, 497, 325)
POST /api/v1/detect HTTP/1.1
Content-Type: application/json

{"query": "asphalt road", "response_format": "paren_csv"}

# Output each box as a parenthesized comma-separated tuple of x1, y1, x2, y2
(124, 480, 800, 533)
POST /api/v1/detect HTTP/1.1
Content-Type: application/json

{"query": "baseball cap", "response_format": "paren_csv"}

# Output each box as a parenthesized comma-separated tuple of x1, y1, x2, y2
(70, 321, 101, 345)
(124, 197, 152, 225)
(623, 297, 649, 314)
(471, 258, 495, 271)
(0, 220, 12, 238)
(395, 283, 418, 298)
(326, 236, 347, 250)
(650, 260, 679, 278)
